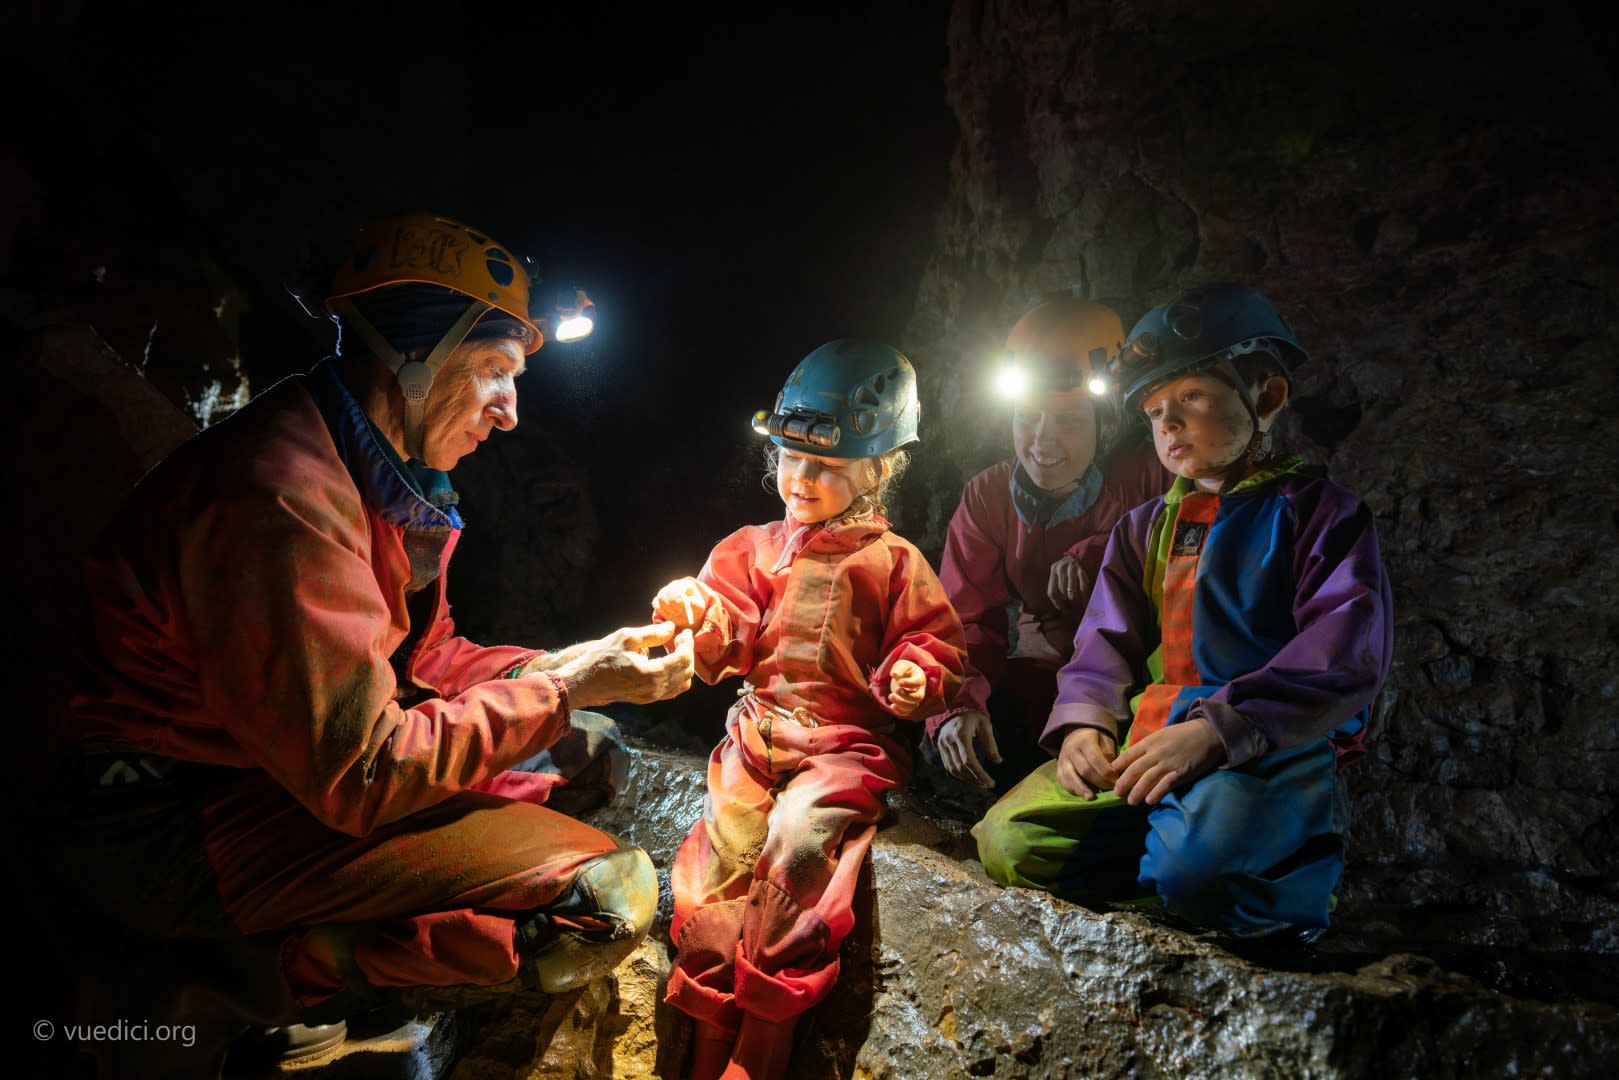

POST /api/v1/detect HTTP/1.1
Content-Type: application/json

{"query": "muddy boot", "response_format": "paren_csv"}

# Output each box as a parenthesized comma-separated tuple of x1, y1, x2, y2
(75, 933, 302, 1080)
(686, 1020, 739, 1080)
(229, 1020, 348, 1065)
(720, 1013, 798, 1080)
(521, 845, 657, 993)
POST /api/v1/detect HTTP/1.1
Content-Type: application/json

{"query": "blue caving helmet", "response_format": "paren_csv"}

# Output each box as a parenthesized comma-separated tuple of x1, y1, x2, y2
(753, 340, 921, 460)
(1111, 283, 1309, 415)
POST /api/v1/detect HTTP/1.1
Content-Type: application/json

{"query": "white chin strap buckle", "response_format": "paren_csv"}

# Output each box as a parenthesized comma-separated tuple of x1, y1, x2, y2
(395, 360, 435, 402)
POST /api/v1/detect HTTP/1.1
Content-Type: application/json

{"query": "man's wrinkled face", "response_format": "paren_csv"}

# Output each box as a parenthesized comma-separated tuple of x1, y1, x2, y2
(420, 337, 525, 470)
(1012, 389, 1098, 493)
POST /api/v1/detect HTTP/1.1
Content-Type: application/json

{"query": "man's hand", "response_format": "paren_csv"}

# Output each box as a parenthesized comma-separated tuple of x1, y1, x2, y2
(551, 623, 696, 707)
(887, 659, 927, 717)
(653, 577, 710, 632)
(1046, 554, 1091, 614)
(1112, 718, 1225, 806)
(514, 640, 592, 676)
(1056, 726, 1119, 800)
(935, 711, 1002, 788)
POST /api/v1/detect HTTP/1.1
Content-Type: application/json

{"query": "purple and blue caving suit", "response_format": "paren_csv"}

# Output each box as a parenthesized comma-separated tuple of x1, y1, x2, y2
(973, 458, 1393, 936)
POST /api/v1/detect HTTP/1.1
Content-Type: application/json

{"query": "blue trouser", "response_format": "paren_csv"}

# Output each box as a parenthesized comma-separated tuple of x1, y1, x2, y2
(973, 739, 1343, 936)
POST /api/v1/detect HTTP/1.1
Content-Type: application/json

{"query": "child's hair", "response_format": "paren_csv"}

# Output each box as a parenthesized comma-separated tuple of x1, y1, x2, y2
(762, 444, 912, 519)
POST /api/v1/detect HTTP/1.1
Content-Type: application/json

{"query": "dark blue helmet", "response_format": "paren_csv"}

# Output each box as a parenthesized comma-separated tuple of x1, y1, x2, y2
(1112, 283, 1308, 413)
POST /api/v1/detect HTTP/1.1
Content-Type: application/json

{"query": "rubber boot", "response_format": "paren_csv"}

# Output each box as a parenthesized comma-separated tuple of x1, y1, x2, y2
(686, 1020, 738, 1080)
(720, 1013, 798, 1080)
(230, 1020, 347, 1065)
(74, 933, 302, 1080)
(521, 845, 657, 993)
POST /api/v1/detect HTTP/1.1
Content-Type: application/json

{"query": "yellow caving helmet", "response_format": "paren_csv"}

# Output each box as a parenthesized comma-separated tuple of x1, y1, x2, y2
(325, 213, 544, 354)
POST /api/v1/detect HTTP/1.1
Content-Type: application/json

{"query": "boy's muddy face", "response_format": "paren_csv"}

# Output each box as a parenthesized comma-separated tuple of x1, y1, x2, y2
(1139, 372, 1257, 490)
(1012, 389, 1098, 494)
(777, 448, 874, 524)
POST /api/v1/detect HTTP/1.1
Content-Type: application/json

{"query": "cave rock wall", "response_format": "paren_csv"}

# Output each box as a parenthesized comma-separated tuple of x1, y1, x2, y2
(895, 1, 1619, 955)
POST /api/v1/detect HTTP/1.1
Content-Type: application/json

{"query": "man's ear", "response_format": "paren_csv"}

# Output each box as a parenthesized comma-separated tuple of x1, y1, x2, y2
(1254, 374, 1290, 427)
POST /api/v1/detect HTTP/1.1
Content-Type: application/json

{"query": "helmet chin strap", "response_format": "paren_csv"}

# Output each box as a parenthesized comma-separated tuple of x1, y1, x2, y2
(332, 298, 490, 460)
(1209, 355, 1272, 489)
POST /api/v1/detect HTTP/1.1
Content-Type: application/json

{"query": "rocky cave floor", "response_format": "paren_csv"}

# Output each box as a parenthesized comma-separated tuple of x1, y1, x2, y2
(207, 743, 1618, 1080)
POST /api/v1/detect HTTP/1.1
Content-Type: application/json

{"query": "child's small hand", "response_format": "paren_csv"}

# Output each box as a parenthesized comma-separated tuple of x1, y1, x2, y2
(1057, 726, 1119, 800)
(1112, 718, 1226, 806)
(887, 659, 927, 716)
(653, 577, 709, 632)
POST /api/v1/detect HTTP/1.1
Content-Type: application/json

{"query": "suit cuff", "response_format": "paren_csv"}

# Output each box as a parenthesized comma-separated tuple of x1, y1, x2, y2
(926, 704, 979, 740)
(1192, 698, 1266, 768)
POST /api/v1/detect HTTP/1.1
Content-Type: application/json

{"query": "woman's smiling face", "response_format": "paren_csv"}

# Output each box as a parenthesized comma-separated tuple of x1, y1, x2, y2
(1012, 389, 1099, 493)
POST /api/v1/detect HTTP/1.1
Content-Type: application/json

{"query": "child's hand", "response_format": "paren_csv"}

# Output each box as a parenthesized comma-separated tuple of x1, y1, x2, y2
(887, 659, 928, 716)
(1111, 718, 1226, 806)
(653, 577, 709, 632)
(1056, 727, 1119, 800)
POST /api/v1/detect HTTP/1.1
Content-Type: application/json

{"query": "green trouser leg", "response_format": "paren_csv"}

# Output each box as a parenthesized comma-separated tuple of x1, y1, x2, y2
(972, 760, 1150, 900)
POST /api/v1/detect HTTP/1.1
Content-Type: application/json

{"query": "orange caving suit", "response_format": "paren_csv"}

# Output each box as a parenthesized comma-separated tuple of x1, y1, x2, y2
(663, 513, 966, 1028)
(51, 359, 618, 1002)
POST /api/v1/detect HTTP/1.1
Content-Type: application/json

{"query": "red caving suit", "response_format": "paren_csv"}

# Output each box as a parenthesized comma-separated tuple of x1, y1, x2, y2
(664, 512, 966, 1027)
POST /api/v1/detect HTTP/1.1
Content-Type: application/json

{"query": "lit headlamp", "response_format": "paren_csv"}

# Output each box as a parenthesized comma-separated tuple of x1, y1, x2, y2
(752, 407, 841, 449)
(995, 346, 1116, 401)
(550, 288, 595, 343)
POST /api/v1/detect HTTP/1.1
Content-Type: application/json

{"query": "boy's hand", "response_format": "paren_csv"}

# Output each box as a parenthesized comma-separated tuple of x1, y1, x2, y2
(1112, 718, 1226, 806)
(935, 711, 1001, 788)
(653, 577, 709, 632)
(1056, 726, 1119, 800)
(1046, 554, 1091, 614)
(887, 659, 927, 717)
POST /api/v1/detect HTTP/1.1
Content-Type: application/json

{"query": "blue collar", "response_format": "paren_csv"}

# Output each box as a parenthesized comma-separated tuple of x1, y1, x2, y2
(304, 359, 464, 532)
(1010, 461, 1104, 529)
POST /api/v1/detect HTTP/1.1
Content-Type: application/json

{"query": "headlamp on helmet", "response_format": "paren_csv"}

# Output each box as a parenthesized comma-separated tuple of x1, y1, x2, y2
(549, 288, 596, 343)
(994, 346, 1116, 402)
(752, 407, 841, 450)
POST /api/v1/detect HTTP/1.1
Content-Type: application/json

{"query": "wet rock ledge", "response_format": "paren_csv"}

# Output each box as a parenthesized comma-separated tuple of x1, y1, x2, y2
(440, 745, 1618, 1079)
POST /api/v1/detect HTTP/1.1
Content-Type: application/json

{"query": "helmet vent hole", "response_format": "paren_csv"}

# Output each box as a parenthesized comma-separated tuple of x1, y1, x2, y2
(484, 247, 510, 262)
(468, 232, 486, 244)
(851, 408, 878, 435)
(486, 259, 515, 287)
